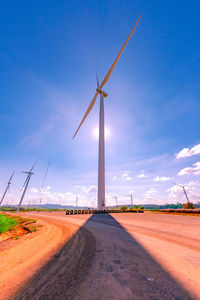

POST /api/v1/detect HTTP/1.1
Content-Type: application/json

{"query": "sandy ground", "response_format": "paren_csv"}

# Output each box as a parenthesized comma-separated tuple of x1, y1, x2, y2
(0, 211, 199, 300)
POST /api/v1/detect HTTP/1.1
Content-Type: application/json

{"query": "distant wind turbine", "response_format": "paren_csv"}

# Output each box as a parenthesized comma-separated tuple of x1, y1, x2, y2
(0, 171, 15, 206)
(113, 195, 118, 206)
(172, 183, 190, 203)
(38, 158, 51, 206)
(73, 17, 141, 210)
(76, 196, 78, 208)
(17, 164, 35, 212)
(128, 193, 134, 206)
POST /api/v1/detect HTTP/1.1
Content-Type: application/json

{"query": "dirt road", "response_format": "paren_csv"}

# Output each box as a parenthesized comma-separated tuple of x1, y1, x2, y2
(0, 212, 199, 299)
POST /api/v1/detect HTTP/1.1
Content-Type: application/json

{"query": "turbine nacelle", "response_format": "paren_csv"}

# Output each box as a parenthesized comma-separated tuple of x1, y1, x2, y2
(96, 88, 108, 98)
(22, 171, 34, 175)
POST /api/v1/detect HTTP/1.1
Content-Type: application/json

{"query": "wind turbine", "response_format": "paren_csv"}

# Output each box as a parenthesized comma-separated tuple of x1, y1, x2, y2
(172, 183, 190, 203)
(128, 193, 134, 206)
(17, 164, 35, 212)
(73, 17, 141, 210)
(38, 158, 51, 206)
(0, 171, 15, 206)
(113, 195, 118, 207)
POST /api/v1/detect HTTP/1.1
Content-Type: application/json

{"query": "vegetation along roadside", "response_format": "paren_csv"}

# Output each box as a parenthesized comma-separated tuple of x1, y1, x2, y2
(0, 213, 42, 242)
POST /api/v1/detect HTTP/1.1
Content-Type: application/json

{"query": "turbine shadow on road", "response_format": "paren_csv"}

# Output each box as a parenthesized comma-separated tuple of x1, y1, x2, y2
(13, 213, 194, 300)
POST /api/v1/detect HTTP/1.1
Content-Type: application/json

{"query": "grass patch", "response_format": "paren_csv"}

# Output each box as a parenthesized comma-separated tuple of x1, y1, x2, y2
(0, 214, 17, 233)
(0, 213, 42, 235)
(11, 215, 40, 232)
(30, 226, 37, 232)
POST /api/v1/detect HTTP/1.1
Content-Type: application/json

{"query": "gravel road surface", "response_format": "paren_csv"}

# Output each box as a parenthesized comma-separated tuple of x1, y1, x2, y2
(0, 212, 199, 300)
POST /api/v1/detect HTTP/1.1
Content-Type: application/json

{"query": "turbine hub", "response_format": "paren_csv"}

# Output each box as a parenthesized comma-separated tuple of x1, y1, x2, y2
(96, 88, 108, 98)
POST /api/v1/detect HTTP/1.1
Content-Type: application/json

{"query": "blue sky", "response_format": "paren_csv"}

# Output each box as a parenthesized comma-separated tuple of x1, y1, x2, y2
(0, 1, 200, 207)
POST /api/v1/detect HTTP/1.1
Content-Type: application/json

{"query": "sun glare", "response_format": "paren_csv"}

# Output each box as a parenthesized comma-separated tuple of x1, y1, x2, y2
(93, 127, 110, 140)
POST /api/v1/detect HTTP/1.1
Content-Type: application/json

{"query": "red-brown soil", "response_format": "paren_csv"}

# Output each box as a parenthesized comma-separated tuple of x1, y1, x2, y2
(0, 212, 199, 300)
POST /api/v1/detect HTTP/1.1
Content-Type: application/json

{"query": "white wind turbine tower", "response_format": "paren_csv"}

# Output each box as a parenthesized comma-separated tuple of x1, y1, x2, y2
(0, 171, 15, 206)
(113, 195, 118, 207)
(73, 17, 141, 210)
(128, 193, 134, 206)
(17, 164, 35, 212)
(38, 158, 51, 206)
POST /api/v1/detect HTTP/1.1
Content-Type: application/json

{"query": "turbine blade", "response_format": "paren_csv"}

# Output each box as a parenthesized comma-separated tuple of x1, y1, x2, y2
(30, 160, 37, 172)
(100, 16, 141, 90)
(96, 74, 100, 89)
(177, 184, 183, 188)
(40, 158, 51, 190)
(72, 91, 98, 139)
(21, 175, 29, 190)
(9, 171, 15, 183)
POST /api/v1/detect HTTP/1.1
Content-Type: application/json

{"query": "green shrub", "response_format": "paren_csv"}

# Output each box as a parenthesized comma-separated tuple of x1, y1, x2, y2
(120, 205, 127, 212)
(183, 202, 195, 209)
(30, 226, 36, 232)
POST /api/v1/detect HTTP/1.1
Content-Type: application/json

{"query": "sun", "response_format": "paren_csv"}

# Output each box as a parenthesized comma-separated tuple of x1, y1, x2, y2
(93, 127, 110, 140)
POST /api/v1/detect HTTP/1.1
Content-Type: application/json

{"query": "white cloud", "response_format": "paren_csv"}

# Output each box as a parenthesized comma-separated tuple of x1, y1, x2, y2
(81, 185, 97, 194)
(178, 161, 200, 176)
(153, 176, 170, 182)
(176, 143, 200, 159)
(167, 185, 183, 199)
(143, 188, 166, 204)
(122, 173, 132, 180)
(30, 187, 38, 193)
(39, 189, 78, 204)
(187, 181, 200, 187)
(112, 173, 132, 181)
(144, 188, 158, 202)
(3, 184, 97, 207)
(137, 172, 147, 178)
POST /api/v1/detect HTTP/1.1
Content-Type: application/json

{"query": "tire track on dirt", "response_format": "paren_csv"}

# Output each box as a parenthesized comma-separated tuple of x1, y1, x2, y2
(13, 226, 96, 300)
(90, 217, 200, 252)
(0, 215, 83, 300)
